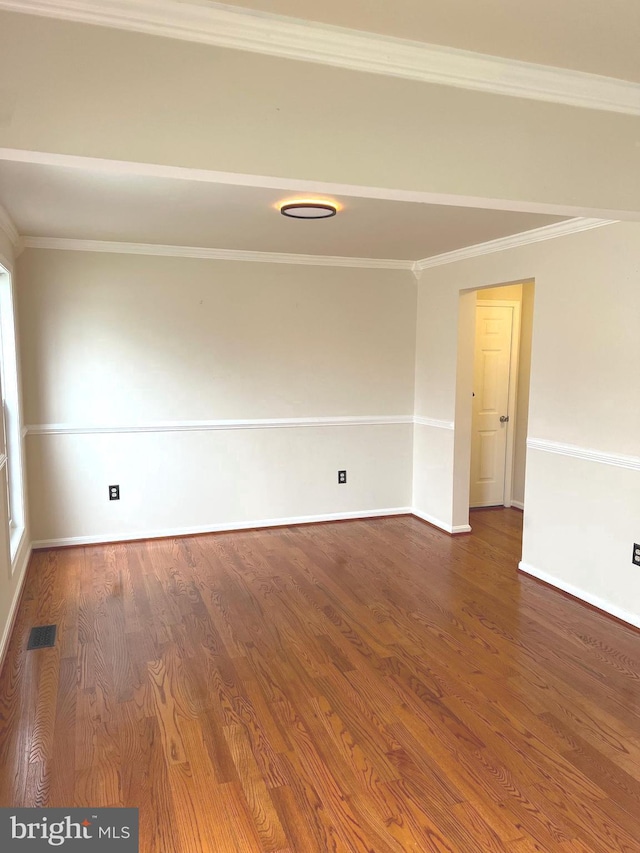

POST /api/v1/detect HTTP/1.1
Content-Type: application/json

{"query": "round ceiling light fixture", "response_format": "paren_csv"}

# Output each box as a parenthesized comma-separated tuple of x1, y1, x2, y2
(279, 201, 338, 220)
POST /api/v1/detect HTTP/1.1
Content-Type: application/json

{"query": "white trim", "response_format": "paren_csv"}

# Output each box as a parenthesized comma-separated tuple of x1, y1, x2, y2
(414, 218, 617, 271)
(518, 561, 640, 631)
(9, 524, 26, 568)
(414, 416, 454, 431)
(412, 508, 471, 535)
(20, 236, 412, 270)
(527, 438, 640, 471)
(0, 251, 13, 273)
(23, 415, 477, 437)
(20, 221, 618, 272)
(24, 415, 414, 436)
(3, 1, 640, 115)
(31, 507, 413, 549)
(511, 500, 524, 511)
(0, 267, 27, 555)
(0, 538, 31, 676)
(3, 150, 637, 221)
(0, 203, 19, 248)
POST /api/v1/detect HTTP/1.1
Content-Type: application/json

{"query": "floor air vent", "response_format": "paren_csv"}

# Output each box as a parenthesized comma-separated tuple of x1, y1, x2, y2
(27, 625, 57, 650)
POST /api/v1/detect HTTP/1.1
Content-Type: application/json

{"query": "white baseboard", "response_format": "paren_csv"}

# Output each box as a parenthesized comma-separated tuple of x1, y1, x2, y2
(518, 561, 640, 631)
(0, 539, 32, 675)
(411, 509, 471, 535)
(511, 500, 525, 510)
(31, 507, 414, 549)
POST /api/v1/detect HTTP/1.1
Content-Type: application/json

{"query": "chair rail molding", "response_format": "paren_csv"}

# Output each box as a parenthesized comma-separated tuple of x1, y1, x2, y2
(25, 415, 415, 436)
(414, 416, 455, 430)
(527, 437, 640, 471)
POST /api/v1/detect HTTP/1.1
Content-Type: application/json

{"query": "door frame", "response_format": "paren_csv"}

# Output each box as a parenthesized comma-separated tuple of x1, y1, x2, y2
(472, 298, 521, 509)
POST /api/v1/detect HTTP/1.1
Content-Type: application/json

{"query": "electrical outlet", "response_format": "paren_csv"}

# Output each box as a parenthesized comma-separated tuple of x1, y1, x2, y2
(338, 470, 347, 484)
(109, 485, 120, 501)
(633, 544, 640, 567)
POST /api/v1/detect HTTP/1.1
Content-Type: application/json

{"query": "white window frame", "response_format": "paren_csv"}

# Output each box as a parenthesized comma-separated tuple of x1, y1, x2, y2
(0, 263, 26, 569)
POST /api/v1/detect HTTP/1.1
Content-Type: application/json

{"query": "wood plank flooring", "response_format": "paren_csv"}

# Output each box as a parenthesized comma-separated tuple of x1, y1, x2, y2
(2, 509, 640, 851)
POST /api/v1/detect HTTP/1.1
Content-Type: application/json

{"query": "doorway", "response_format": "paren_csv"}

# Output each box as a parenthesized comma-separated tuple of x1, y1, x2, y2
(469, 298, 520, 507)
(451, 280, 534, 532)
(469, 281, 534, 515)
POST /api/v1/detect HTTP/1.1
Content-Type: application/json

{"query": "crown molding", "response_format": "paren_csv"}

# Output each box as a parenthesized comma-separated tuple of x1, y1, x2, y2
(22, 218, 620, 273)
(414, 218, 617, 271)
(0, 203, 19, 248)
(1, 1, 640, 115)
(527, 438, 640, 471)
(21, 236, 413, 271)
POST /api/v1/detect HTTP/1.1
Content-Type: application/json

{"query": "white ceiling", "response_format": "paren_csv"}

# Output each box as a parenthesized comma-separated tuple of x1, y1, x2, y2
(220, 0, 640, 82)
(0, 161, 568, 261)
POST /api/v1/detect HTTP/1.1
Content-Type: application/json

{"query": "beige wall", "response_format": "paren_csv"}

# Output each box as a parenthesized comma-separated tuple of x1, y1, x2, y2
(18, 249, 417, 543)
(19, 252, 416, 424)
(2, 11, 640, 215)
(414, 221, 640, 626)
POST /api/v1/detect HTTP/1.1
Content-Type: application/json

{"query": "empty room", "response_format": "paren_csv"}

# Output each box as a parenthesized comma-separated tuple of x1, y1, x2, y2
(0, 2, 639, 851)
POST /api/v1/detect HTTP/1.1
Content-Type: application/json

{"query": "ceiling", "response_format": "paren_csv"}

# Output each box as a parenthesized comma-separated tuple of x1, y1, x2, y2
(220, 0, 640, 82)
(0, 160, 568, 261)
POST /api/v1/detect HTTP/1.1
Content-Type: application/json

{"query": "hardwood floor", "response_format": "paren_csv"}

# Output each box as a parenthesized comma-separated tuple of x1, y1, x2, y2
(1, 509, 640, 851)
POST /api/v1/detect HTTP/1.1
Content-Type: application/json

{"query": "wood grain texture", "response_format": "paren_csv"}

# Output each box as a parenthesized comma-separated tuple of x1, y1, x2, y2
(1, 509, 640, 851)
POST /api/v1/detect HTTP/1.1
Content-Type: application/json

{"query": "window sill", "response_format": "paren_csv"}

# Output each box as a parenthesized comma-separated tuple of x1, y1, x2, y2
(10, 523, 26, 571)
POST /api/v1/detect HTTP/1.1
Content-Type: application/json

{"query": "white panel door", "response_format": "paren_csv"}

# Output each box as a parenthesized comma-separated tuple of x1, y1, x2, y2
(470, 304, 514, 507)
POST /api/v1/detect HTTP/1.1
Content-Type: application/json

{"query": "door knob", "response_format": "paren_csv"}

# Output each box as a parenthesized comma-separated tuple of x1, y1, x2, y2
(500, 415, 509, 423)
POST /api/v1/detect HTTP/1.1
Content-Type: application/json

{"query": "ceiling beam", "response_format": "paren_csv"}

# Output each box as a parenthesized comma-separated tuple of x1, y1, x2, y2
(1, 0, 639, 115)
(2, 149, 637, 222)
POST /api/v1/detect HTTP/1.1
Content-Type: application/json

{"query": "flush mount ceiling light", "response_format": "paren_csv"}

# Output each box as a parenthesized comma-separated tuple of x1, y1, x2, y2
(279, 201, 338, 219)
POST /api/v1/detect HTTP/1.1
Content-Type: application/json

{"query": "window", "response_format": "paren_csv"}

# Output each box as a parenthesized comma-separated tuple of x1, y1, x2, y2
(0, 264, 25, 566)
